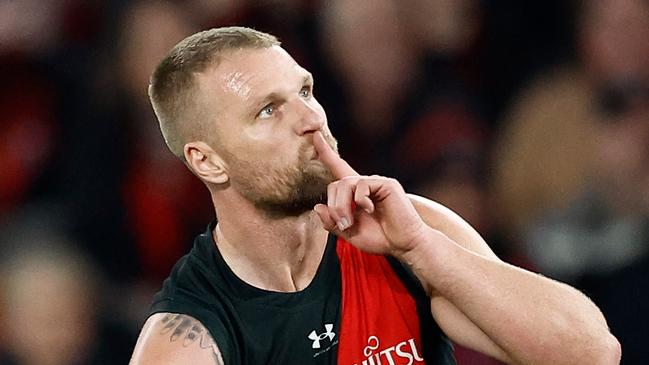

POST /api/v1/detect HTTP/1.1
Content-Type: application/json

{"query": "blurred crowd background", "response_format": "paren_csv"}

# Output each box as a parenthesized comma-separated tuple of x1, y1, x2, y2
(1, 0, 648, 364)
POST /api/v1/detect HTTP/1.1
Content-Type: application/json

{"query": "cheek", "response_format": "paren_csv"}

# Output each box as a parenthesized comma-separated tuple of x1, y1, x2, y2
(234, 125, 282, 160)
(242, 122, 275, 141)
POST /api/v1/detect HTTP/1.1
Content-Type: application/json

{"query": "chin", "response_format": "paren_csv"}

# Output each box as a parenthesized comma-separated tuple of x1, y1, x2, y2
(253, 169, 332, 218)
(230, 152, 334, 218)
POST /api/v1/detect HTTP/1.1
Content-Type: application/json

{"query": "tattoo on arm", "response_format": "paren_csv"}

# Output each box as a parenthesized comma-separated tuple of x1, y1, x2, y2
(160, 314, 224, 364)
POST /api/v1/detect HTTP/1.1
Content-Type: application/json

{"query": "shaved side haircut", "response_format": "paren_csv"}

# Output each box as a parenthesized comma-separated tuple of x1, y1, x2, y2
(149, 27, 280, 160)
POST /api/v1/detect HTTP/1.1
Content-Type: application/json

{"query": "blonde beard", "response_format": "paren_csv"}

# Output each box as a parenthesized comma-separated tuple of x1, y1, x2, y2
(226, 137, 338, 218)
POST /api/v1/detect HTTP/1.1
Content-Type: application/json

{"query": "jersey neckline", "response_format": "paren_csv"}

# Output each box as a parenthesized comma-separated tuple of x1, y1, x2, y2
(196, 221, 340, 304)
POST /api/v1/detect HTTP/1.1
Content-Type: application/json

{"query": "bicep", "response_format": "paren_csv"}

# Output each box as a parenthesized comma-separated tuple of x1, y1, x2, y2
(130, 313, 225, 365)
(408, 194, 500, 261)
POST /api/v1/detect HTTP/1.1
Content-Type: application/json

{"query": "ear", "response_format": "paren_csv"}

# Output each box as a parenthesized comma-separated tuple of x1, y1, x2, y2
(184, 141, 229, 185)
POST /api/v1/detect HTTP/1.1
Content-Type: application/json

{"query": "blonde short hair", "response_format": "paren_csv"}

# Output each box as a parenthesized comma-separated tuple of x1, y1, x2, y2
(149, 26, 280, 160)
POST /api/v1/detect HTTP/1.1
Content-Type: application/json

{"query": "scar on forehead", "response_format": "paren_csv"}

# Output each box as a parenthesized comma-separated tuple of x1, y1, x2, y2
(221, 71, 252, 98)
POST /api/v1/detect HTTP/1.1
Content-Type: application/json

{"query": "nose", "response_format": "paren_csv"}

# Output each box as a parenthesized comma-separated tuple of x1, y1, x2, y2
(293, 98, 325, 135)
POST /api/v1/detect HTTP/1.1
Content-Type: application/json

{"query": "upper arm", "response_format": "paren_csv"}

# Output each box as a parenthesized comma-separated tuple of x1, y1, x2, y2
(408, 194, 499, 262)
(408, 194, 512, 363)
(130, 313, 225, 365)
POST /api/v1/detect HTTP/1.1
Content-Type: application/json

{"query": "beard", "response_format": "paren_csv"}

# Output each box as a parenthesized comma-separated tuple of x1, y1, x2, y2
(225, 135, 337, 218)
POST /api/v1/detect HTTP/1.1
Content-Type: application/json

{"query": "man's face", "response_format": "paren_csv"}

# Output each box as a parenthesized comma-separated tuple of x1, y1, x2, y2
(197, 46, 337, 217)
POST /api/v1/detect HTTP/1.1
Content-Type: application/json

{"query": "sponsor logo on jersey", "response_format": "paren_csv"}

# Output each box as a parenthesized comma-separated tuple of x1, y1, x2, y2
(308, 324, 336, 349)
(351, 335, 424, 365)
(309, 324, 339, 358)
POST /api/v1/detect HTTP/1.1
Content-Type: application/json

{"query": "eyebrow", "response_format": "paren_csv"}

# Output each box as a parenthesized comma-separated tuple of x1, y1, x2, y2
(303, 73, 314, 85)
(248, 72, 314, 115)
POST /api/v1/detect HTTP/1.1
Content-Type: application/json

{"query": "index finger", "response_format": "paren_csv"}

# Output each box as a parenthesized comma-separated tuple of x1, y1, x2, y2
(313, 130, 358, 179)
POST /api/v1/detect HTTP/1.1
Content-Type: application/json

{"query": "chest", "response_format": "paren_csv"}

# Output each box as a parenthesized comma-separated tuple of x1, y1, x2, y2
(223, 241, 429, 365)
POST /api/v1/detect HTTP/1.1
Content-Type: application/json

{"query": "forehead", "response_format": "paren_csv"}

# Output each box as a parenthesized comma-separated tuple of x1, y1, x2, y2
(198, 46, 307, 105)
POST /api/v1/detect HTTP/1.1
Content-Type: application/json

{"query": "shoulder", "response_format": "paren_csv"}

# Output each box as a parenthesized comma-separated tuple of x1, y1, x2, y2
(130, 312, 225, 365)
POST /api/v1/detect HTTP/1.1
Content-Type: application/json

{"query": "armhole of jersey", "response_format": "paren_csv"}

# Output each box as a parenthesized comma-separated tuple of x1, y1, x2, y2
(386, 257, 457, 364)
(150, 299, 235, 365)
(386, 256, 429, 300)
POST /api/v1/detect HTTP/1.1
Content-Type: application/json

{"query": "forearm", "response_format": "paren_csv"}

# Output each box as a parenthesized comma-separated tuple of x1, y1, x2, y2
(400, 227, 620, 365)
(308, 134, 619, 364)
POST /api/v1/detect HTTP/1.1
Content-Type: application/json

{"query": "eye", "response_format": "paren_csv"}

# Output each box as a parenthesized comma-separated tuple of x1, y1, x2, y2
(258, 104, 275, 119)
(299, 85, 312, 98)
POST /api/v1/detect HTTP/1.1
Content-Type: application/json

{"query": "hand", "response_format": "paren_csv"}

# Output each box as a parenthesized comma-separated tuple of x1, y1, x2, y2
(312, 131, 428, 257)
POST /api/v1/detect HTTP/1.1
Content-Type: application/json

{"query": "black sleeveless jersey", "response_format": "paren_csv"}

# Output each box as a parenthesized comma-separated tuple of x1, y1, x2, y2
(149, 224, 455, 365)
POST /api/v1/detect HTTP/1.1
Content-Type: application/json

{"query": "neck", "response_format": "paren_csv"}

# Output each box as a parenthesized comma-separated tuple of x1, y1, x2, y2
(212, 191, 329, 292)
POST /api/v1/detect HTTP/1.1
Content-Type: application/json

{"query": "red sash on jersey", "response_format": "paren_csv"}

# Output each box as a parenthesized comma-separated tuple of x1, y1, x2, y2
(336, 238, 426, 365)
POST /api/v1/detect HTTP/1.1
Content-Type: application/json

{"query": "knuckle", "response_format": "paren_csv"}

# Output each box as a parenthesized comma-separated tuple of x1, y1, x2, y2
(339, 176, 358, 187)
(385, 177, 400, 187)
(354, 183, 369, 195)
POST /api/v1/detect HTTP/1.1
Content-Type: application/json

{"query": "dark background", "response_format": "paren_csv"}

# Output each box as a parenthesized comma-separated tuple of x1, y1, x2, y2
(1, 0, 648, 364)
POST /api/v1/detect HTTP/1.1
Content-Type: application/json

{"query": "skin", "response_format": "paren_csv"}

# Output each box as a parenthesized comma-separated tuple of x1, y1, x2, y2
(131, 46, 621, 365)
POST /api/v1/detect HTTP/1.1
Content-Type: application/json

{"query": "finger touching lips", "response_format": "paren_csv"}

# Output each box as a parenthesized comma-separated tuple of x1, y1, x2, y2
(313, 131, 358, 179)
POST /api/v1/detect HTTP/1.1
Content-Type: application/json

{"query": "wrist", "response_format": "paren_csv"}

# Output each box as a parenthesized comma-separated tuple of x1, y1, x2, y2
(392, 225, 446, 264)
(393, 226, 453, 296)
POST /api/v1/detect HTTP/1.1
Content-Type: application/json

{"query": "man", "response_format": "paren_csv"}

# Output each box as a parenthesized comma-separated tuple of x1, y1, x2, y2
(130, 27, 620, 365)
